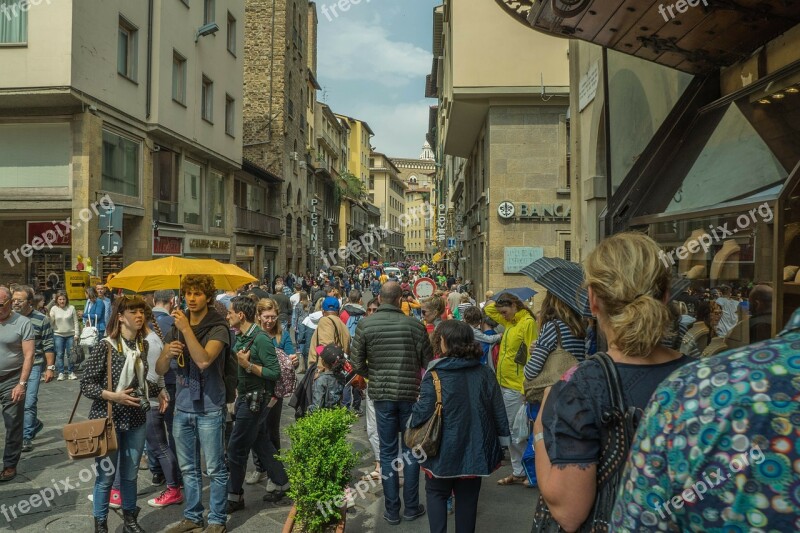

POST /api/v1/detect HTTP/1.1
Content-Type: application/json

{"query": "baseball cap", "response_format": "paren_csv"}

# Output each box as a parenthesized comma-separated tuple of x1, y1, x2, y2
(322, 296, 340, 312)
(320, 344, 344, 368)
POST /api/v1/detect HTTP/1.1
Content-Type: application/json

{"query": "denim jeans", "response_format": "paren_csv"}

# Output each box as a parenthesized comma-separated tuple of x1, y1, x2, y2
(23, 363, 43, 440)
(54, 334, 74, 374)
(228, 396, 288, 497)
(148, 383, 180, 484)
(93, 423, 146, 520)
(173, 408, 228, 526)
(374, 400, 421, 519)
(342, 385, 362, 411)
(0, 373, 24, 469)
(146, 407, 181, 488)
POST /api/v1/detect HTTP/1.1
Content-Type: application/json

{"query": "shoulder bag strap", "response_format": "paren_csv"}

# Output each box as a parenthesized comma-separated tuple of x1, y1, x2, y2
(431, 370, 442, 405)
(67, 342, 114, 424)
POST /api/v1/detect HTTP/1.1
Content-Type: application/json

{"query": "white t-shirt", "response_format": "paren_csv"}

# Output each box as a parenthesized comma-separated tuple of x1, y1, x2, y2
(290, 292, 301, 307)
(145, 330, 165, 408)
(715, 297, 740, 337)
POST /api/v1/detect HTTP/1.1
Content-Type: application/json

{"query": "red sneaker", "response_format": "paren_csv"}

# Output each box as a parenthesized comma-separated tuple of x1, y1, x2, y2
(109, 488, 122, 509)
(147, 486, 184, 508)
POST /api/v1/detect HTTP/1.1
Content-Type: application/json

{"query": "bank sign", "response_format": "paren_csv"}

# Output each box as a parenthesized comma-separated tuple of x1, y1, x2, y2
(497, 201, 570, 221)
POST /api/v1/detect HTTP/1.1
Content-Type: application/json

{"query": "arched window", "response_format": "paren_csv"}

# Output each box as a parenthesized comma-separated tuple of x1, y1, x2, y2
(296, 217, 302, 238)
(286, 183, 292, 205)
(285, 214, 293, 236)
(409, 175, 418, 184)
(297, 188, 302, 206)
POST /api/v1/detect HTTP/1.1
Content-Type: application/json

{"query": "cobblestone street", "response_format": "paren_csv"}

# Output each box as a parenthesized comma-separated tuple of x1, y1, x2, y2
(0, 378, 535, 532)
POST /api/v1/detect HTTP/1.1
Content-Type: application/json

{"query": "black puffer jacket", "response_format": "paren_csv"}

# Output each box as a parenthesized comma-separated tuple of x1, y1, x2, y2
(350, 304, 433, 402)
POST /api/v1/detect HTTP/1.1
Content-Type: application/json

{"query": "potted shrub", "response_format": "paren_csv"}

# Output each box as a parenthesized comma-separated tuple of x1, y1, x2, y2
(279, 408, 360, 533)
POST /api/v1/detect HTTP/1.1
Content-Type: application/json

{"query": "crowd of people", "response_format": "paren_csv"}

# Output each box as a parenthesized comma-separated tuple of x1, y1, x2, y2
(0, 237, 797, 532)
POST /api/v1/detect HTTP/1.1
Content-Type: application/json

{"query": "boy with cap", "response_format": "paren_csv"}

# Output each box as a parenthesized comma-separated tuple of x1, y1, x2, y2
(308, 297, 351, 366)
(309, 345, 345, 412)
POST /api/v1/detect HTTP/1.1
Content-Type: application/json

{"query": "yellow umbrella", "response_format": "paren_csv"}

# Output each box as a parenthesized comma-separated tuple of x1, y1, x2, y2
(106, 257, 257, 293)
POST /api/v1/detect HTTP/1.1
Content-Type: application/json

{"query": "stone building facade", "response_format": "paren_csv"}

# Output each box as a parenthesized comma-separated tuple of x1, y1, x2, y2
(244, 0, 313, 276)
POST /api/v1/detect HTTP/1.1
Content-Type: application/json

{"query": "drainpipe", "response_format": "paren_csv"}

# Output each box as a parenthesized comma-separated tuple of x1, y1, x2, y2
(601, 47, 612, 238)
(146, 0, 154, 119)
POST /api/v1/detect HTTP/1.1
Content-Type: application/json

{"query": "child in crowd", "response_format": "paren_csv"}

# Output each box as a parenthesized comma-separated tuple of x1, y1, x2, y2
(310, 345, 345, 412)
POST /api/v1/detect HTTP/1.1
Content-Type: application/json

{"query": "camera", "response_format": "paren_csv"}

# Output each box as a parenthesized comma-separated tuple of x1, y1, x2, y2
(245, 391, 264, 413)
(129, 388, 151, 413)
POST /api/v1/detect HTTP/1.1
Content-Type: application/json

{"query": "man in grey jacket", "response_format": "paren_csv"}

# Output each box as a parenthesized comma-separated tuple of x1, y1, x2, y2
(350, 282, 433, 525)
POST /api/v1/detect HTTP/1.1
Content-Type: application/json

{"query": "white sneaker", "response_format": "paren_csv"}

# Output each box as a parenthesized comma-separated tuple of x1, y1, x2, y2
(265, 478, 279, 492)
(68, 372, 78, 380)
(57, 373, 65, 381)
(246, 470, 268, 485)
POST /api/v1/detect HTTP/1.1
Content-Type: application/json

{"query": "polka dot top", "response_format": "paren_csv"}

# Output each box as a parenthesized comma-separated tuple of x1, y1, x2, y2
(79, 337, 151, 431)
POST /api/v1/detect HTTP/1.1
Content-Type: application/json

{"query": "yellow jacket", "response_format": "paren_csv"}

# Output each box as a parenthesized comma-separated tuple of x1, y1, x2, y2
(484, 302, 538, 392)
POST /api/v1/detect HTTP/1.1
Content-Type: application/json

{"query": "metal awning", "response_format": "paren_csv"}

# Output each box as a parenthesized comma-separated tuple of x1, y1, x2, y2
(495, 0, 800, 74)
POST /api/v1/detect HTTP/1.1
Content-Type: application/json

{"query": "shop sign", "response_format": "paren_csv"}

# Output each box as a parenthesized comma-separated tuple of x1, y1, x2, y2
(236, 245, 255, 257)
(154, 237, 183, 256)
(504, 247, 544, 274)
(436, 204, 447, 242)
(310, 198, 320, 247)
(64, 270, 90, 301)
(497, 201, 570, 221)
(27, 221, 71, 247)
(187, 237, 230, 250)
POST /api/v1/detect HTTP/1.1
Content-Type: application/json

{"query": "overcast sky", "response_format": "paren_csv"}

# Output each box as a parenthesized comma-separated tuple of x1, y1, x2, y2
(317, 0, 437, 159)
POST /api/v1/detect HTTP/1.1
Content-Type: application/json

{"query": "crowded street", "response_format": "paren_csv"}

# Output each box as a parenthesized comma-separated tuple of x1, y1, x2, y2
(2, 0, 800, 532)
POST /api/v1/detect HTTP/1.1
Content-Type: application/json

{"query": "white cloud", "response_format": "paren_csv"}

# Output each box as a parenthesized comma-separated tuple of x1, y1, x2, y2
(357, 101, 430, 158)
(318, 19, 430, 86)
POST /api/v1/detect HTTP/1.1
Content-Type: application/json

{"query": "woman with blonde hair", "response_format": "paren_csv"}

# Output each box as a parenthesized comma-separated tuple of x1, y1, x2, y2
(531, 232, 690, 532)
(484, 292, 538, 486)
(245, 298, 294, 497)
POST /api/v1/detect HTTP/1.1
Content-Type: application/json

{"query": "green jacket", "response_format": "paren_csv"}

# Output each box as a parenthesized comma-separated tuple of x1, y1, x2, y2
(234, 324, 280, 396)
(350, 304, 433, 402)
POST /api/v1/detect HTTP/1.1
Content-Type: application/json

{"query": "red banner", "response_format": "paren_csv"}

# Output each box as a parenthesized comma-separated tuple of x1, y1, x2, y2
(26, 221, 71, 247)
(153, 237, 183, 256)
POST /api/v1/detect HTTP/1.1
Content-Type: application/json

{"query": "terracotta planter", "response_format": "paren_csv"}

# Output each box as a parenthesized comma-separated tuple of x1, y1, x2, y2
(283, 504, 347, 533)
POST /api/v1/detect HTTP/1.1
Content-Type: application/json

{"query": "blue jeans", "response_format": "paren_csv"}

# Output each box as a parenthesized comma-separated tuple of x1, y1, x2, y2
(374, 400, 421, 519)
(23, 363, 43, 440)
(93, 423, 146, 519)
(173, 408, 228, 526)
(54, 335, 74, 374)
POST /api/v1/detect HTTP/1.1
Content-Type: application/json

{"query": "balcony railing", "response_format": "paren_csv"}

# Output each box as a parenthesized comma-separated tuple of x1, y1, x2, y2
(235, 206, 281, 236)
(317, 131, 337, 153)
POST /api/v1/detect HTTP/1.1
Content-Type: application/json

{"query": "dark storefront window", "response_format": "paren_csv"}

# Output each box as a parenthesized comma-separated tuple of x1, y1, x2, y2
(154, 150, 178, 223)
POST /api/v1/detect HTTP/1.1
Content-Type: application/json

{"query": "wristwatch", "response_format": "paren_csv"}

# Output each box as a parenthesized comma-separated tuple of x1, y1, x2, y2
(46, 365, 56, 371)
(246, 362, 254, 374)
(18, 381, 27, 388)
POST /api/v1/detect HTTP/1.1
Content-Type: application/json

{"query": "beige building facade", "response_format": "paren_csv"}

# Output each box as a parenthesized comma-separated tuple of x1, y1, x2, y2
(369, 153, 406, 261)
(427, 0, 571, 298)
(0, 0, 244, 286)
(393, 143, 437, 261)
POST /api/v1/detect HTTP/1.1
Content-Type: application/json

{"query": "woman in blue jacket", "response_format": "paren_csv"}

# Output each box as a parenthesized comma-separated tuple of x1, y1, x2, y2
(409, 320, 510, 533)
(83, 287, 106, 339)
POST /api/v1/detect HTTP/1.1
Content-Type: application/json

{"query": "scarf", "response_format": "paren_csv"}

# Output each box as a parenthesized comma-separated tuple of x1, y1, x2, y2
(104, 336, 147, 397)
(172, 308, 229, 402)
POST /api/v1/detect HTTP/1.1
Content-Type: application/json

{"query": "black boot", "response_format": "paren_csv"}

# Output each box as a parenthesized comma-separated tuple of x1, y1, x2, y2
(123, 507, 145, 533)
(94, 518, 108, 533)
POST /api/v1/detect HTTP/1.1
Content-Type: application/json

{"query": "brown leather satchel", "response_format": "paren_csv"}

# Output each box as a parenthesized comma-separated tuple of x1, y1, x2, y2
(63, 345, 117, 459)
(403, 370, 442, 457)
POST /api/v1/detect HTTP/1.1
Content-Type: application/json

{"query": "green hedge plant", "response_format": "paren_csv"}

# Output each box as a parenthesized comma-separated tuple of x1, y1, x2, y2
(278, 408, 360, 532)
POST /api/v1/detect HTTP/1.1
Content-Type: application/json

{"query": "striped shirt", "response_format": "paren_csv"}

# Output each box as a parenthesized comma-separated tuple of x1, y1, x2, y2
(523, 319, 585, 380)
(21, 310, 55, 365)
(456, 302, 474, 318)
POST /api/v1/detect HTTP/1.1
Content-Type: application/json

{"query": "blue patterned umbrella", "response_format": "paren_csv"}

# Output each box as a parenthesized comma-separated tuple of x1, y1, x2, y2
(519, 257, 591, 317)
(491, 287, 538, 302)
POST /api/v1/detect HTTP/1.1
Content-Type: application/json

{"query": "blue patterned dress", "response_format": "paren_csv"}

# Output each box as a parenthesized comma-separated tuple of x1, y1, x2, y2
(611, 308, 800, 532)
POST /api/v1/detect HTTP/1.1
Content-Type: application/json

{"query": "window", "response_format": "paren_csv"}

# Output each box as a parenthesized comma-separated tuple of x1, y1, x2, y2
(154, 150, 178, 223)
(203, 0, 214, 24)
(296, 217, 302, 238)
(288, 99, 294, 120)
(201, 75, 213, 122)
(172, 51, 186, 105)
(118, 16, 138, 81)
(369, 176, 374, 189)
(102, 130, 140, 197)
(285, 215, 292, 236)
(183, 160, 202, 225)
(564, 240, 572, 261)
(0, 0, 27, 44)
(225, 94, 235, 136)
(208, 171, 225, 229)
(227, 12, 236, 55)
